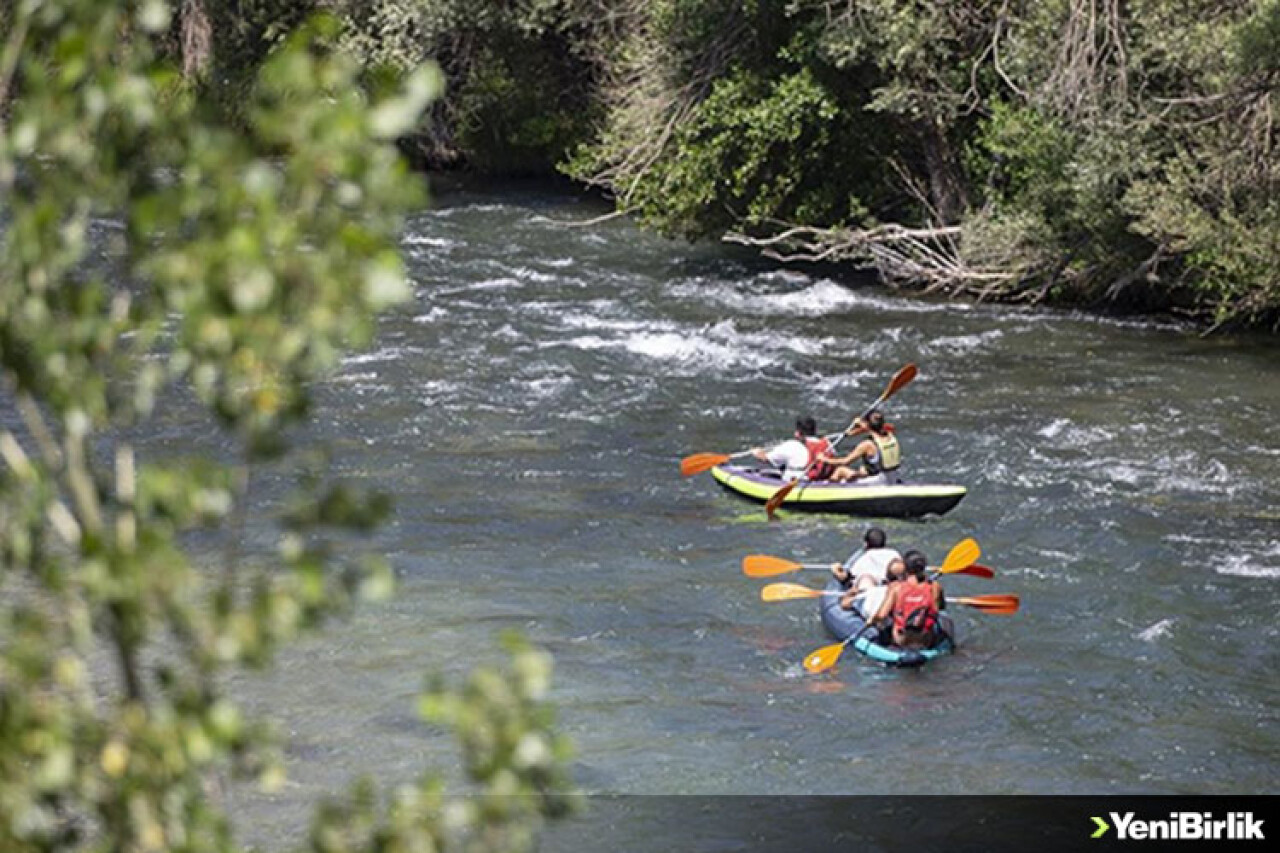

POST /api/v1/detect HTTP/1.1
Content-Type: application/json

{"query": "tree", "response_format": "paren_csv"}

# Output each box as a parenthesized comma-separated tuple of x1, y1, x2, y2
(0, 2, 575, 850)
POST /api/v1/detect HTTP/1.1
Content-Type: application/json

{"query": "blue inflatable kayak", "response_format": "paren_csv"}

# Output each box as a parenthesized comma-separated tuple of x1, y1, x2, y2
(818, 579, 955, 668)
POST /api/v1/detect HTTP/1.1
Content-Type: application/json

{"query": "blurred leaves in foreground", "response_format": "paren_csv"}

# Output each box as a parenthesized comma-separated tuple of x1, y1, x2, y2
(0, 2, 575, 850)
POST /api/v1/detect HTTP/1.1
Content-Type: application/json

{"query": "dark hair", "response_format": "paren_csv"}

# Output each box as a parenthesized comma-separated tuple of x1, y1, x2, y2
(795, 416, 817, 436)
(863, 527, 887, 549)
(866, 410, 885, 431)
(902, 550, 928, 578)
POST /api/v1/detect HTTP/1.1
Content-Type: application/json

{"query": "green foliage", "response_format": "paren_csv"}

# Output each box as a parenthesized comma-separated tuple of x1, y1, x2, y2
(140, 0, 1280, 326)
(331, 0, 605, 172)
(0, 2, 574, 851)
(1235, 0, 1280, 76)
(630, 68, 867, 239)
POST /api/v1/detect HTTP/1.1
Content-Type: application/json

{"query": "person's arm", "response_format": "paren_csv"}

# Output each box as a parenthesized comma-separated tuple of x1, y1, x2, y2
(831, 562, 851, 584)
(839, 589, 861, 611)
(934, 582, 945, 611)
(828, 439, 872, 470)
(870, 585, 896, 625)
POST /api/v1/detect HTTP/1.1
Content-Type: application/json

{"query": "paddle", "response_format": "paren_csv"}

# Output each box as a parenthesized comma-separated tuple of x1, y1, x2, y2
(762, 582, 1017, 608)
(745, 537, 983, 579)
(950, 594, 1020, 614)
(764, 363, 918, 519)
(680, 450, 751, 478)
(741, 553, 994, 579)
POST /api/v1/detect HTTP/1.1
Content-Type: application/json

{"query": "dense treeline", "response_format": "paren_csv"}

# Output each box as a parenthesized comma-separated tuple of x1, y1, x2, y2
(16, 1, 1280, 328)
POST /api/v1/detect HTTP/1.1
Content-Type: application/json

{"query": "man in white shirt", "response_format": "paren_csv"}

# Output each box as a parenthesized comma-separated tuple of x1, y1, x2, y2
(830, 527, 902, 620)
(750, 416, 818, 481)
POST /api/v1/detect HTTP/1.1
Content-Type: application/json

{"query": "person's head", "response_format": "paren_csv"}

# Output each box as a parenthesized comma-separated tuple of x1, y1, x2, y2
(885, 557, 906, 582)
(863, 527, 887, 550)
(795, 416, 817, 437)
(866, 410, 886, 433)
(902, 550, 928, 579)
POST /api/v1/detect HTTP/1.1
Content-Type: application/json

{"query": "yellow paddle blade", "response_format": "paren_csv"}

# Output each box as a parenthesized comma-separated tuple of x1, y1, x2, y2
(742, 555, 805, 577)
(760, 582, 824, 602)
(680, 452, 731, 477)
(803, 641, 848, 674)
(939, 537, 981, 573)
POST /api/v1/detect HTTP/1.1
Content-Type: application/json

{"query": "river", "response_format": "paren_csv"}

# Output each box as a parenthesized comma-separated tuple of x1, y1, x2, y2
(218, 183, 1279, 844)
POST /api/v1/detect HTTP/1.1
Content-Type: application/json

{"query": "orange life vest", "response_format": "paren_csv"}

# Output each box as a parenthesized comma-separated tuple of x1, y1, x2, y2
(893, 580, 938, 635)
(803, 436, 834, 480)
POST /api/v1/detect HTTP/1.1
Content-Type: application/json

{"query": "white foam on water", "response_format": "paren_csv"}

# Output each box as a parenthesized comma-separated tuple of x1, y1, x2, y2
(411, 307, 450, 324)
(524, 375, 575, 402)
(921, 329, 1005, 355)
(813, 370, 882, 391)
(1135, 618, 1174, 642)
(1037, 419, 1071, 439)
(1214, 542, 1280, 578)
(1214, 555, 1280, 578)
(667, 278, 939, 317)
(330, 371, 380, 384)
(341, 345, 423, 367)
(469, 277, 524, 291)
(558, 312, 658, 333)
(510, 266, 558, 284)
(402, 234, 458, 249)
(416, 379, 464, 406)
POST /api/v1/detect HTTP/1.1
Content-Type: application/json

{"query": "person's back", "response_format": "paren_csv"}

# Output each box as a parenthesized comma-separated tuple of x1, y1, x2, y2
(752, 415, 823, 481)
(892, 575, 938, 649)
(872, 550, 941, 649)
(849, 546, 900, 585)
(835, 527, 902, 620)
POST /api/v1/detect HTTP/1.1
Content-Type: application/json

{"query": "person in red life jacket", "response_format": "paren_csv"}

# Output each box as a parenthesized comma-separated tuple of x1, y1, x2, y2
(750, 416, 834, 482)
(869, 550, 945, 649)
(821, 409, 901, 484)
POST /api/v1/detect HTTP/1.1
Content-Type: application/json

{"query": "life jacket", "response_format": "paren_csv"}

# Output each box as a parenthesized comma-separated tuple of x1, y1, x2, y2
(892, 580, 937, 636)
(803, 436, 834, 479)
(866, 432, 900, 474)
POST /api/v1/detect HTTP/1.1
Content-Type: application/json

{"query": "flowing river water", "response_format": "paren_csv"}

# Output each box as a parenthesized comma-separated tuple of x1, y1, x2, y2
(185, 184, 1278, 842)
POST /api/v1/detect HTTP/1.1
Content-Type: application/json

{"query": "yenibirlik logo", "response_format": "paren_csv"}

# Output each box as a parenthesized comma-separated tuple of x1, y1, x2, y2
(1092, 812, 1265, 841)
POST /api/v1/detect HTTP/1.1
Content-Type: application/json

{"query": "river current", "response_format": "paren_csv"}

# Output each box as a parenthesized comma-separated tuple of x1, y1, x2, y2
(204, 184, 1280, 841)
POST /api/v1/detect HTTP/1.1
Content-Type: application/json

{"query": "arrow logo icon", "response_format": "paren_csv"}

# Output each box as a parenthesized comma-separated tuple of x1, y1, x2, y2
(1091, 816, 1110, 838)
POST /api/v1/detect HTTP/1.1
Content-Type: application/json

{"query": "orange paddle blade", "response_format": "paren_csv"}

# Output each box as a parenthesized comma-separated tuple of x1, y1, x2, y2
(952, 594, 1020, 613)
(764, 480, 798, 518)
(742, 555, 805, 577)
(680, 452, 731, 477)
(803, 640, 849, 674)
(953, 563, 995, 579)
(760, 582, 825, 602)
(938, 538, 981, 573)
(879, 363, 918, 403)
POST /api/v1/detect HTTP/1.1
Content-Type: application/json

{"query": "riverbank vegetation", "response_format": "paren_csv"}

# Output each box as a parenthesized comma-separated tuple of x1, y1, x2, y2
(11, 1, 1274, 329)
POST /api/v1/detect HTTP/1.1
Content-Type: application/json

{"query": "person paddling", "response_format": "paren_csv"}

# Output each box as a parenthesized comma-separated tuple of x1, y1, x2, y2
(822, 409, 901, 484)
(869, 550, 945, 650)
(839, 555, 905, 623)
(831, 527, 900, 592)
(751, 416, 833, 482)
